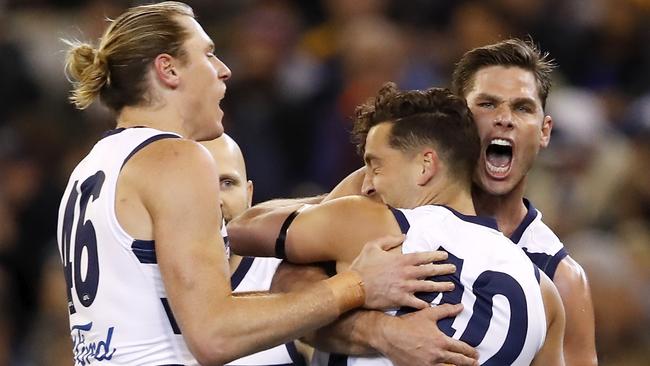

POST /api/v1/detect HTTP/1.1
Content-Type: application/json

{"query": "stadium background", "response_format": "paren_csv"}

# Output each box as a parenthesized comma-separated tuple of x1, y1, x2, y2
(0, 0, 648, 364)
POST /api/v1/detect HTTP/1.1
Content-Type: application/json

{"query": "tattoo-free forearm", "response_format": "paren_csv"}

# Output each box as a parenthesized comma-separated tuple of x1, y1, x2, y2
(271, 261, 383, 355)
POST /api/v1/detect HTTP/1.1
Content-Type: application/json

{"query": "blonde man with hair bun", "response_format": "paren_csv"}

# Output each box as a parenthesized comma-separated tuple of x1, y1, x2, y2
(57, 2, 450, 365)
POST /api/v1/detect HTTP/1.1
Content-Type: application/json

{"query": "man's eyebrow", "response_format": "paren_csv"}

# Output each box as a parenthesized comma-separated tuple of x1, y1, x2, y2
(364, 153, 378, 164)
(219, 173, 241, 183)
(474, 92, 501, 102)
(511, 96, 538, 106)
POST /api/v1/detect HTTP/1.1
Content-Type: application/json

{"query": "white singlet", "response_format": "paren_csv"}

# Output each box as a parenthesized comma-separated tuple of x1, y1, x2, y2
(313, 205, 547, 366)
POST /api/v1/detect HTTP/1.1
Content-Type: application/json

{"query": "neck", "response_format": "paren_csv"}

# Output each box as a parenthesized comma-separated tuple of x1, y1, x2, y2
(117, 103, 189, 138)
(421, 176, 475, 216)
(472, 176, 528, 237)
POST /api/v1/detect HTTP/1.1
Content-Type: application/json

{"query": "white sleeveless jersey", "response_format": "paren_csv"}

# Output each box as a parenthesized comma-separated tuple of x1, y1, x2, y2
(227, 256, 307, 366)
(56, 127, 212, 365)
(314, 205, 547, 366)
(509, 199, 568, 280)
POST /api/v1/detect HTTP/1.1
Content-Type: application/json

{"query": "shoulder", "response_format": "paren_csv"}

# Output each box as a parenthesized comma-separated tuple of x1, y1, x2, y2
(309, 195, 391, 221)
(125, 138, 215, 181)
(554, 255, 590, 294)
(122, 138, 218, 204)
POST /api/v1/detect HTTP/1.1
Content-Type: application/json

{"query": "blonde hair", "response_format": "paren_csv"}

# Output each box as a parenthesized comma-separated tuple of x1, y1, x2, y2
(64, 1, 194, 111)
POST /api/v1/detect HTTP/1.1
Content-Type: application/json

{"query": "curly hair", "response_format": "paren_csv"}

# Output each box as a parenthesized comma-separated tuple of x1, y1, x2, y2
(352, 82, 480, 182)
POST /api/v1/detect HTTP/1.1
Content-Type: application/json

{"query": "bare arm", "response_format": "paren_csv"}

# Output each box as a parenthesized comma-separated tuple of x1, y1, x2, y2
(532, 273, 566, 366)
(554, 256, 598, 366)
(271, 262, 479, 365)
(229, 196, 460, 309)
(130, 140, 365, 365)
(323, 167, 366, 202)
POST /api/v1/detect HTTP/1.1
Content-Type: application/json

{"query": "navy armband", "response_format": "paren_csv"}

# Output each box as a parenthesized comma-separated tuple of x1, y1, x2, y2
(275, 210, 300, 259)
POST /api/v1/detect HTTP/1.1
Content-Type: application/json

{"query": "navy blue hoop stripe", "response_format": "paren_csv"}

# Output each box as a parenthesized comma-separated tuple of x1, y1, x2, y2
(132, 239, 156, 264)
(230, 256, 255, 290)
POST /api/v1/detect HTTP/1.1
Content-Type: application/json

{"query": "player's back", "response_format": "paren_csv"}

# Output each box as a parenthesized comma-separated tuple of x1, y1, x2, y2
(315, 205, 547, 366)
(56, 127, 198, 365)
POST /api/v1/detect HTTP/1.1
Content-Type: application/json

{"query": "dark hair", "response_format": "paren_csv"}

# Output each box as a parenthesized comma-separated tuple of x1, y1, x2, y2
(64, 1, 194, 111)
(451, 38, 556, 108)
(352, 82, 480, 182)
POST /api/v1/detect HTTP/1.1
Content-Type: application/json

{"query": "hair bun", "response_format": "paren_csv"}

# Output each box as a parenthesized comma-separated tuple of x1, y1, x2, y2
(64, 41, 110, 109)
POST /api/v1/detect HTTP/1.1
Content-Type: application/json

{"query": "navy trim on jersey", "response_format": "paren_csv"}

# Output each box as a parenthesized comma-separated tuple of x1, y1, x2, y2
(509, 198, 537, 244)
(523, 247, 568, 280)
(100, 125, 148, 140)
(100, 127, 126, 139)
(132, 239, 156, 264)
(286, 341, 308, 366)
(231, 256, 255, 290)
(327, 353, 348, 366)
(161, 298, 182, 335)
(547, 247, 568, 280)
(388, 206, 410, 234)
(440, 205, 499, 231)
(121, 133, 180, 169)
(534, 266, 541, 284)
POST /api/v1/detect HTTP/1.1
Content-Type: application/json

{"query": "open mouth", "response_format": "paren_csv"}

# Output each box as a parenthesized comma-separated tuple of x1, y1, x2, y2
(485, 138, 513, 179)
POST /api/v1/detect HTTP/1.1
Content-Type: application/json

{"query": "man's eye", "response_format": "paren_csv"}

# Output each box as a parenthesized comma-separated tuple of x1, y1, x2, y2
(220, 180, 234, 189)
(477, 102, 494, 108)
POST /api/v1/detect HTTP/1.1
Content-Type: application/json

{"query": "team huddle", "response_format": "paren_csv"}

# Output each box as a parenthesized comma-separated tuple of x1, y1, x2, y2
(57, 1, 597, 366)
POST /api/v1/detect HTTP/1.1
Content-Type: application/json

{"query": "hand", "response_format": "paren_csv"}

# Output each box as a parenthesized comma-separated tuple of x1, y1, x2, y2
(378, 304, 479, 366)
(348, 234, 456, 310)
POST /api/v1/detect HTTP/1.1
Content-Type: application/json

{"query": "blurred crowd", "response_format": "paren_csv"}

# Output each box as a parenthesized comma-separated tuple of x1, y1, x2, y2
(0, 0, 649, 365)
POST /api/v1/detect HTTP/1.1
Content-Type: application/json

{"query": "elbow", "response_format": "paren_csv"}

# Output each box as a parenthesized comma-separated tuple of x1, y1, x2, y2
(187, 333, 238, 366)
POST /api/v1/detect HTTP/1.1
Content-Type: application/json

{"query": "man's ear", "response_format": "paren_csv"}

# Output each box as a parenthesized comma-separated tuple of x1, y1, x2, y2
(540, 115, 553, 148)
(417, 149, 438, 186)
(153, 53, 180, 88)
(246, 180, 254, 208)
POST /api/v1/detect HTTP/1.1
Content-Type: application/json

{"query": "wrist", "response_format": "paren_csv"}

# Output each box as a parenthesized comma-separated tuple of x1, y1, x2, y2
(368, 313, 393, 354)
(324, 271, 365, 314)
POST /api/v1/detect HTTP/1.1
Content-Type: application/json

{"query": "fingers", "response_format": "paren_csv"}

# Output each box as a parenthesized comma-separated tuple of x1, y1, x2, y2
(444, 339, 480, 361)
(407, 279, 454, 293)
(399, 294, 430, 310)
(402, 250, 449, 265)
(409, 262, 456, 278)
(424, 303, 464, 320)
(441, 351, 480, 366)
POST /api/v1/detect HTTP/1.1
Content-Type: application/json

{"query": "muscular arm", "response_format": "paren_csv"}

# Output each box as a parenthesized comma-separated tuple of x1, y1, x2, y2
(271, 261, 479, 366)
(129, 140, 365, 365)
(554, 256, 598, 366)
(323, 167, 366, 202)
(532, 273, 566, 366)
